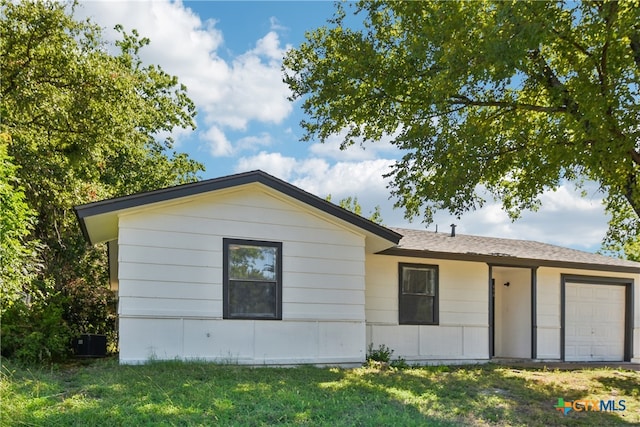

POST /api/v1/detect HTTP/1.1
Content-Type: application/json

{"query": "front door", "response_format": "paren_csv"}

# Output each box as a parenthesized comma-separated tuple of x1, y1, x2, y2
(492, 266, 532, 359)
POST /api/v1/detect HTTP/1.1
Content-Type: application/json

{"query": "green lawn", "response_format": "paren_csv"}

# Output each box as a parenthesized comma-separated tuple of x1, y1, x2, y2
(1, 358, 638, 426)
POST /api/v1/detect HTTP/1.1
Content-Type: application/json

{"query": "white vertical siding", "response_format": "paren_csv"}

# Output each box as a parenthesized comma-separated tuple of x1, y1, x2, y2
(365, 254, 489, 361)
(535, 268, 562, 359)
(117, 186, 367, 364)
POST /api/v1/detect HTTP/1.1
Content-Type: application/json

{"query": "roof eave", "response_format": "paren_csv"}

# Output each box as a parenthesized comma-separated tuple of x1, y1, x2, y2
(74, 205, 92, 243)
(74, 170, 402, 246)
(378, 247, 640, 274)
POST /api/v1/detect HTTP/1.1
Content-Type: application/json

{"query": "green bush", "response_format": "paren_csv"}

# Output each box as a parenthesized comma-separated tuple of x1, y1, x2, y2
(390, 357, 409, 369)
(366, 343, 394, 363)
(366, 344, 411, 370)
(63, 277, 117, 345)
(1, 281, 73, 364)
(1, 274, 118, 364)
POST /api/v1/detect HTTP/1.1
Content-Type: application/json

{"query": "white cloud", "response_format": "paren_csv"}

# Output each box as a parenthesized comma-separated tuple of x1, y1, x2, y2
(202, 126, 232, 157)
(154, 125, 195, 148)
(235, 152, 299, 180)
(235, 151, 398, 214)
(270, 17, 288, 32)
(309, 129, 401, 161)
(235, 152, 394, 194)
(309, 138, 374, 161)
(236, 152, 609, 250)
(251, 31, 286, 61)
(210, 34, 292, 130)
(76, 0, 292, 155)
(431, 182, 608, 250)
(537, 185, 600, 212)
(291, 159, 394, 197)
(236, 133, 273, 152)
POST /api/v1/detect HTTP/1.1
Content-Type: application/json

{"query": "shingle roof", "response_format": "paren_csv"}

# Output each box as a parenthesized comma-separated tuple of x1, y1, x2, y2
(381, 227, 640, 273)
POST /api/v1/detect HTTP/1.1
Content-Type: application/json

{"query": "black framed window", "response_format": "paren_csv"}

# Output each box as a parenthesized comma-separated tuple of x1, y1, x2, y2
(223, 239, 282, 320)
(399, 263, 438, 325)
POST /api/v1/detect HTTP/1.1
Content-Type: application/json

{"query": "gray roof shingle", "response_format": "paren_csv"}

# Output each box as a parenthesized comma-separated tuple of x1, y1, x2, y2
(382, 227, 640, 273)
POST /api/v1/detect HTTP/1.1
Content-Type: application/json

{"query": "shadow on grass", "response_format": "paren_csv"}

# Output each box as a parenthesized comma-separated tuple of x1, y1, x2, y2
(595, 372, 640, 399)
(2, 359, 638, 426)
(329, 364, 637, 426)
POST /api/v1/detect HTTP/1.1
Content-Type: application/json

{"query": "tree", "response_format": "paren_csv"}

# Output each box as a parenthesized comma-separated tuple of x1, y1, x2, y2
(601, 195, 640, 261)
(284, 1, 640, 254)
(326, 194, 383, 224)
(1, 0, 203, 361)
(0, 136, 39, 307)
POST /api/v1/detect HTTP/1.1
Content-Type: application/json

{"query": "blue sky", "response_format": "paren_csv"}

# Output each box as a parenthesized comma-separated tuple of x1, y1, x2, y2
(76, 1, 610, 252)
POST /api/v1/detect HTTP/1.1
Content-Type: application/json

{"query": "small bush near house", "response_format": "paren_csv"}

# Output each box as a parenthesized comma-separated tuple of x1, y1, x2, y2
(389, 357, 409, 370)
(366, 343, 394, 363)
(366, 343, 409, 370)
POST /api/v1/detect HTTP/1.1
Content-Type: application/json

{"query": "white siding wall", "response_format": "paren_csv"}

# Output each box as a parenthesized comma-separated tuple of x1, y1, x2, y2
(116, 187, 366, 364)
(366, 258, 639, 364)
(535, 268, 562, 360)
(536, 267, 639, 362)
(365, 254, 489, 362)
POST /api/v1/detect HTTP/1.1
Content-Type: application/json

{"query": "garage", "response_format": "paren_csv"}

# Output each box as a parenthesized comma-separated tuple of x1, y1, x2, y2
(564, 280, 629, 362)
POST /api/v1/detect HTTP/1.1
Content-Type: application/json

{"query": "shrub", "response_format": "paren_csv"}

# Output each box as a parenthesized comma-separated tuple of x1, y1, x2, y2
(1, 280, 73, 364)
(366, 344, 411, 370)
(390, 357, 409, 370)
(366, 343, 394, 363)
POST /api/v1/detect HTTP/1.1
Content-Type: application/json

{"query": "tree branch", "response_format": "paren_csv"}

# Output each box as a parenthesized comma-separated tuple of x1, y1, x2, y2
(598, 1, 617, 97)
(447, 95, 566, 114)
(528, 48, 584, 122)
(630, 27, 640, 71)
(1, 22, 52, 97)
(625, 173, 640, 218)
(549, 27, 593, 59)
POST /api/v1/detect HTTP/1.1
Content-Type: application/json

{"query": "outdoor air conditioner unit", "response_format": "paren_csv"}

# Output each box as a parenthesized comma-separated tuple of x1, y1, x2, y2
(73, 334, 107, 357)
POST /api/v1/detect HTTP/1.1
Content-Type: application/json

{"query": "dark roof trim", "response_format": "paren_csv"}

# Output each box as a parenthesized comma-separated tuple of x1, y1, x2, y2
(75, 208, 91, 243)
(378, 248, 640, 274)
(74, 170, 402, 244)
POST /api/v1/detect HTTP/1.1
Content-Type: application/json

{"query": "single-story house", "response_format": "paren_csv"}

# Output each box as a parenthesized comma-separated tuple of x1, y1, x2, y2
(75, 170, 640, 365)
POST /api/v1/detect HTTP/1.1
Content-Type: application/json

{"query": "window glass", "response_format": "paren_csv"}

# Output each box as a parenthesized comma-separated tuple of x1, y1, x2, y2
(229, 244, 277, 281)
(223, 239, 282, 320)
(402, 267, 436, 295)
(399, 263, 438, 325)
(228, 281, 277, 317)
(399, 294, 434, 324)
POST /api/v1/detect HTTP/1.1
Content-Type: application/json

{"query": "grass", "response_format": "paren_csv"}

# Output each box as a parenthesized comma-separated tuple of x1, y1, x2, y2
(1, 358, 639, 426)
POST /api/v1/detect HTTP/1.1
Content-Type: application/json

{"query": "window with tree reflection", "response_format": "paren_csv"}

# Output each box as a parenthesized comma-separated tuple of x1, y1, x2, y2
(223, 239, 282, 319)
(399, 263, 438, 325)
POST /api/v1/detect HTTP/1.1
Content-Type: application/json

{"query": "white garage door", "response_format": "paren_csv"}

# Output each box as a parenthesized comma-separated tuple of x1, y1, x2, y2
(565, 283, 625, 362)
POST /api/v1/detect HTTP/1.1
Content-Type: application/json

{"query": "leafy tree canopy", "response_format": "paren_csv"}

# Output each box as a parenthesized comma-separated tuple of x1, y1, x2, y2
(0, 138, 39, 306)
(284, 0, 640, 255)
(326, 194, 383, 224)
(1, 0, 203, 361)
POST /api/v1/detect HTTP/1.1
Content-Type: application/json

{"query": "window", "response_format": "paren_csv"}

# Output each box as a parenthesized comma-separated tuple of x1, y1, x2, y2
(223, 239, 282, 320)
(399, 263, 438, 325)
